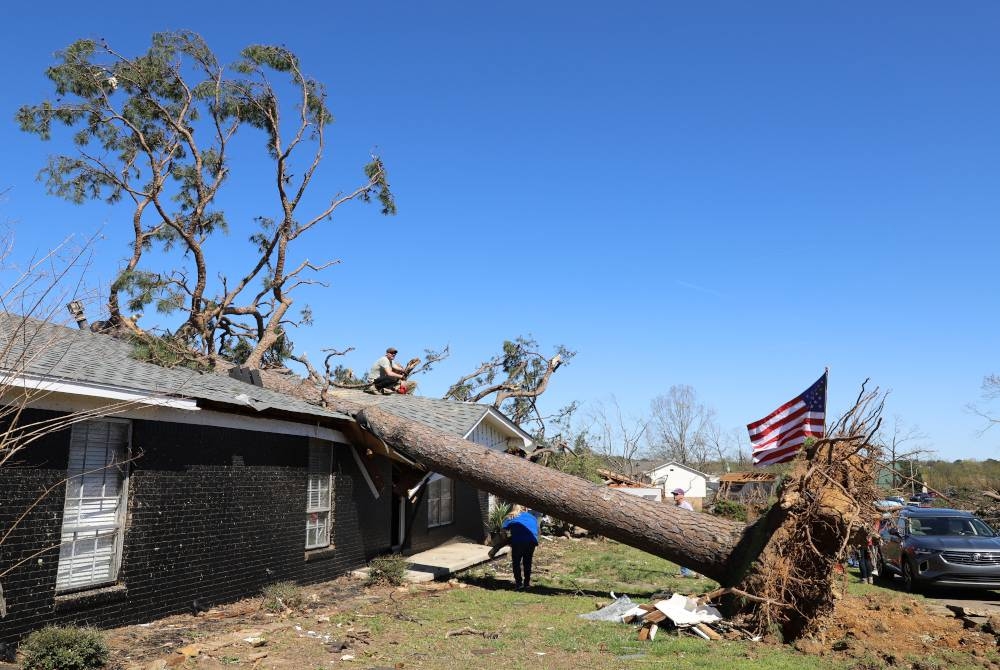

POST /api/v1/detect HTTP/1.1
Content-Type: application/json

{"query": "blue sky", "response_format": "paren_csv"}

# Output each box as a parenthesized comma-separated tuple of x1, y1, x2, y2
(1, 2, 998, 459)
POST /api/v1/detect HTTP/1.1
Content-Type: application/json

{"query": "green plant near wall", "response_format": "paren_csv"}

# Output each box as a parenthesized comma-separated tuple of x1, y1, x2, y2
(19, 626, 109, 670)
(488, 501, 512, 534)
(366, 554, 408, 586)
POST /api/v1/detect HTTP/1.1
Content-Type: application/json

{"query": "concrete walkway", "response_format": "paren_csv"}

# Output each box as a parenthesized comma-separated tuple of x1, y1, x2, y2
(352, 541, 509, 583)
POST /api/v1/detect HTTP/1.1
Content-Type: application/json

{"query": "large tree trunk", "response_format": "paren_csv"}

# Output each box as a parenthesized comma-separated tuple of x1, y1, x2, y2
(353, 405, 771, 586)
(325, 392, 880, 641)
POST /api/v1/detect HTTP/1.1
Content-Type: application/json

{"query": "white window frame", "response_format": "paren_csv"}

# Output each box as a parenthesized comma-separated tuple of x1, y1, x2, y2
(426, 475, 454, 528)
(305, 440, 333, 549)
(56, 418, 131, 593)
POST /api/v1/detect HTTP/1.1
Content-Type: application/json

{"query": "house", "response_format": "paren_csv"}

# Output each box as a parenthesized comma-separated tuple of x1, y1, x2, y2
(0, 316, 531, 643)
(716, 472, 778, 503)
(642, 461, 709, 510)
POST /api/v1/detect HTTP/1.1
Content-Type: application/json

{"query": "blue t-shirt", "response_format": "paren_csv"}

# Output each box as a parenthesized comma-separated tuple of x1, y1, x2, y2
(502, 511, 539, 545)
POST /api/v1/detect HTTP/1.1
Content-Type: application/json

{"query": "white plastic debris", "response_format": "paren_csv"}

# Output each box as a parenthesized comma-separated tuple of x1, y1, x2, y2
(654, 593, 722, 627)
(578, 595, 636, 622)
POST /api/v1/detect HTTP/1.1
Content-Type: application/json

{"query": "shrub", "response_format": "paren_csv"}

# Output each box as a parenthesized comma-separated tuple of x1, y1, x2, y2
(488, 502, 512, 534)
(261, 581, 304, 612)
(20, 626, 109, 670)
(711, 498, 748, 522)
(366, 554, 408, 586)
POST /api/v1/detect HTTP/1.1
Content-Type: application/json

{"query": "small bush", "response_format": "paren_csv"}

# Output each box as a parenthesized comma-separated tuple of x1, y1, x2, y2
(261, 581, 304, 612)
(488, 502, 512, 534)
(20, 626, 109, 670)
(711, 499, 747, 522)
(366, 554, 408, 586)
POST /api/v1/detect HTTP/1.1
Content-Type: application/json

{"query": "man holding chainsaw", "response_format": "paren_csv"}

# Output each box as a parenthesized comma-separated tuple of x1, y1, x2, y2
(366, 347, 418, 394)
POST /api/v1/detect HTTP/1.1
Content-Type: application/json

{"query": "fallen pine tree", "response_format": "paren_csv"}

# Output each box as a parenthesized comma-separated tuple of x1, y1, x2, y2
(322, 382, 883, 641)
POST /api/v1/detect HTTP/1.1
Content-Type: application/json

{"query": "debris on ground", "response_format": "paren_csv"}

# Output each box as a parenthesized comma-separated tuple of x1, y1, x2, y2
(580, 592, 739, 641)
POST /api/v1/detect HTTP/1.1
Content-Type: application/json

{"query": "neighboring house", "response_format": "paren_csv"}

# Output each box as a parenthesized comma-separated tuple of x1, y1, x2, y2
(716, 472, 778, 503)
(643, 461, 709, 510)
(0, 316, 530, 643)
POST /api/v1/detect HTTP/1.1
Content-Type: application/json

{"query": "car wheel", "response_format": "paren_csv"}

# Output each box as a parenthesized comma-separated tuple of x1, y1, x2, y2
(902, 559, 921, 593)
(876, 550, 891, 582)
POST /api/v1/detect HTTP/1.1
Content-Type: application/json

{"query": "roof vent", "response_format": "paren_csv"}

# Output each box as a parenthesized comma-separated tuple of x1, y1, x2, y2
(66, 301, 89, 330)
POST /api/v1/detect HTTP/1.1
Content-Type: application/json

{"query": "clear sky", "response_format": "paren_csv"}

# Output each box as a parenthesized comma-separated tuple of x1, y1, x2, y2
(1, 2, 998, 459)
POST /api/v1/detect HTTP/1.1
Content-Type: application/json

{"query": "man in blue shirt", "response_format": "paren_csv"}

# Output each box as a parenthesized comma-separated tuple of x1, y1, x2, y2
(501, 505, 540, 591)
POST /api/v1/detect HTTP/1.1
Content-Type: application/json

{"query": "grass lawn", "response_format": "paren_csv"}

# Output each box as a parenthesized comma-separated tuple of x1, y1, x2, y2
(104, 537, 1000, 670)
(324, 538, 996, 670)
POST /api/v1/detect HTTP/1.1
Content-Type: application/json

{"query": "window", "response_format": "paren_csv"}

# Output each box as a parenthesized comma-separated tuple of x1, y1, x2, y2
(306, 441, 332, 549)
(426, 476, 453, 528)
(56, 419, 130, 593)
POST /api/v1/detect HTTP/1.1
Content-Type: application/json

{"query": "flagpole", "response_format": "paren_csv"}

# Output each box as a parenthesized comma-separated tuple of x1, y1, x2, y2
(823, 366, 829, 437)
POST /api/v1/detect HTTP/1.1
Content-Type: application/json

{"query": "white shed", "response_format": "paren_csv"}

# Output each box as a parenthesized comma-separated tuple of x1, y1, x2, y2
(643, 461, 709, 510)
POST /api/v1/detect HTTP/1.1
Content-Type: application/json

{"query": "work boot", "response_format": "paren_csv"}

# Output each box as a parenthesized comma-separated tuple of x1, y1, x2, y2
(867, 576, 874, 584)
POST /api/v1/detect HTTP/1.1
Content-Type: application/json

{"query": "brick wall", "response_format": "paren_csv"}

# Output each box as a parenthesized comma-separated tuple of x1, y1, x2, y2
(406, 480, 488, 553)
(0, 411, 390, 644)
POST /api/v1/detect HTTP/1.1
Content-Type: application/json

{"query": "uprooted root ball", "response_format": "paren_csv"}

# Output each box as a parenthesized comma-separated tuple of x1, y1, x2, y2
(736, 427, 883, 640)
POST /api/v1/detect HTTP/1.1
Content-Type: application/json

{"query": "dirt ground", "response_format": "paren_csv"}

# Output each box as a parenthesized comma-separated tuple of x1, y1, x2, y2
(96, 541, 1000, 670)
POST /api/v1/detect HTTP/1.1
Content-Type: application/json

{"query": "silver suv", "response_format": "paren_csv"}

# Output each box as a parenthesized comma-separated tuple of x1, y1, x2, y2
(878, 507, 1000, 592)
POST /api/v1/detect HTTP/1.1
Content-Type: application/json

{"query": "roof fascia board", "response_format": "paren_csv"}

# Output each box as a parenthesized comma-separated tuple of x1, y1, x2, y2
(17, 391, 348, 442)
(347, 445, 381, 499)
(0, 370, 198, 410)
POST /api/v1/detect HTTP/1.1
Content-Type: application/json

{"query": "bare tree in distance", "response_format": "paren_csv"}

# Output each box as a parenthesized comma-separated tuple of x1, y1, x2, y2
(703, 422, 751, 472)
(18, 32, 395, 369)
(877, 414, 933, 493)
(646, 384, 718, 469)
(582, 395, 648, 478)
(970, 373, 1000, 435)
(443, 336, 575, 437)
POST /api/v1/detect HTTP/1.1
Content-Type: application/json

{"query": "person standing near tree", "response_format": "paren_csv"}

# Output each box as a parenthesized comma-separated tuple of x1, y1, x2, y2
(502, 505, 540, 591)
(671, 488, 697, 577)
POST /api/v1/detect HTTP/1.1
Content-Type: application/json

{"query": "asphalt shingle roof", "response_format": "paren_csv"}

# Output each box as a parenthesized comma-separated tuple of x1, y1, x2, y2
(327, 388, 493, 438)
(0, 314, 349, 423)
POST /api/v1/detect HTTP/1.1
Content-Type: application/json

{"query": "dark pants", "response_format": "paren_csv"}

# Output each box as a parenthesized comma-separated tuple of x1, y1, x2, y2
(857, 547, 873, 580)
(511, 542, 536, 588)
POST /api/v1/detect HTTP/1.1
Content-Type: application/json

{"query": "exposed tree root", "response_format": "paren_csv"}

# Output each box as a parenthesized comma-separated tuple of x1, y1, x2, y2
(732, 383, 884, 641)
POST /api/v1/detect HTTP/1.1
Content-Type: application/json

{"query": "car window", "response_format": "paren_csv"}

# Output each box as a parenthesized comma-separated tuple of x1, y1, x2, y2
(970, 518, 997, 537)
(916, 516, 997, 537)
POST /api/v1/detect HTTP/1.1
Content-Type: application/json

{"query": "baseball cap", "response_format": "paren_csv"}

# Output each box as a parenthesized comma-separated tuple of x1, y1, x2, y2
(671, 488, 685, 496)
(386, 347, 398, 354)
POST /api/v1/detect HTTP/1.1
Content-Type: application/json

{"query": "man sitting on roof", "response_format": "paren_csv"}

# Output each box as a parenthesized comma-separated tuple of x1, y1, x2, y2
(365, 347, 418, 395)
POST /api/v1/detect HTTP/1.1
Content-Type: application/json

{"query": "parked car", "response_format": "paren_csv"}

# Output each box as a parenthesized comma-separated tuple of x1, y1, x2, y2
(878, 507, 1000, 592)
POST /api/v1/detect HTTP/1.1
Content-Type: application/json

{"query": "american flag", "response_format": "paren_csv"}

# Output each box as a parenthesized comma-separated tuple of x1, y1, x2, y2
(747, 373, 827, 467)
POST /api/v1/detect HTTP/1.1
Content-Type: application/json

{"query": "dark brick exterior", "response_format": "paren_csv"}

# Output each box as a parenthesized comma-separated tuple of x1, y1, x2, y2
(406, 482, 489, 554)
(0, 411, 395, 644)
(0, 408, 490, 645)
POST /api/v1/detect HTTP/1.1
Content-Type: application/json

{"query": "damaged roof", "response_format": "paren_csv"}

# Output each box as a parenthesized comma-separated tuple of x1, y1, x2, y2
(0, 314, 349, 424)
(718, 472, 778, 483)
(326, 388, 532, 444)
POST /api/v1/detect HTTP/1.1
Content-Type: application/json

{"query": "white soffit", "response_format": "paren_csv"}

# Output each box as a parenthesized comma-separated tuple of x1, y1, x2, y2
(0, 370, 198, 410)
(13, 388, 347, 443)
